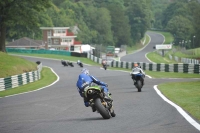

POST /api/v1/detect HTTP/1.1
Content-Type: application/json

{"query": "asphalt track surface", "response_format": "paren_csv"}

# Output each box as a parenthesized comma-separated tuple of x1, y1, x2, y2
(0, 32, 200, 133)
(121, 31, 165, 63)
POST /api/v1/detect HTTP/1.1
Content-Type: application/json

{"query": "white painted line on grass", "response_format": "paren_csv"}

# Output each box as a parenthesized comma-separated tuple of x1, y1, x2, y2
(154, 85, 200, 131)
(0, 66, 60, 98)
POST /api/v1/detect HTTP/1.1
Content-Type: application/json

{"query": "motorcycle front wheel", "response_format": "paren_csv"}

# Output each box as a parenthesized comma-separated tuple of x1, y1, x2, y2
(94, 98, 110, 119)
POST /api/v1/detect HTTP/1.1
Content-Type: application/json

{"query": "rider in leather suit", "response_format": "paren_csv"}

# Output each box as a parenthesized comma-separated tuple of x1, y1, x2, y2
(131, 63, 145, 85)
(76, 68, 112, 108)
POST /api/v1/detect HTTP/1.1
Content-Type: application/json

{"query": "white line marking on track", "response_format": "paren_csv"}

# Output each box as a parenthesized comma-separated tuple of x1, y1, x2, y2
(154, 85, 200, 131)
(0, 66, 60, 98)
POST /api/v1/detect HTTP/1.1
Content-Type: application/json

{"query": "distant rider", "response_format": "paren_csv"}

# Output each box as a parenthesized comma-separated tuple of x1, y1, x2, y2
(77, 60, 81, 65)
(102, 59, 106, 66)
(131, 63, 145, 85)
(76, 68, 112, 110)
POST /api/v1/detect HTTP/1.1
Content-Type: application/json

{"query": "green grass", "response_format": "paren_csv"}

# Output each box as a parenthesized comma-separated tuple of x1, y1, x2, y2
(0, 52, 37, 78)
(173, 50, 200, 59)
(147, 51, 179, 64)
(0, 67, 57, 97)
(158, 81, 200, 121)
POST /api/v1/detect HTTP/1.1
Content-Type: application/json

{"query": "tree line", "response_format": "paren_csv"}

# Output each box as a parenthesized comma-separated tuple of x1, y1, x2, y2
(152, 0, 200, 49)
(1, 0, 199, 52)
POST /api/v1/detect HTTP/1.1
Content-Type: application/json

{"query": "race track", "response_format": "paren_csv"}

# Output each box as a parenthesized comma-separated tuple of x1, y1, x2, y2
(0, 32, 199, 133)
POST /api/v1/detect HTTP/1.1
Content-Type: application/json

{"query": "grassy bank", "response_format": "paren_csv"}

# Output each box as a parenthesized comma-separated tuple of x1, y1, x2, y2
(158, 81, 200, 121)
(0, 52, 37, 78)
(0, 67, 57, 97)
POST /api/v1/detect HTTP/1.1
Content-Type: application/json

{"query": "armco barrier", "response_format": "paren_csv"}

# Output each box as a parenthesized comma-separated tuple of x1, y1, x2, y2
(87, 54, 200, 74)
(0, 63, 43, 91)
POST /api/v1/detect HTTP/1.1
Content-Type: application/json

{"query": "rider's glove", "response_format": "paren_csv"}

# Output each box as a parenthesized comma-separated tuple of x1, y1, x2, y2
(105, 83, 108, 87)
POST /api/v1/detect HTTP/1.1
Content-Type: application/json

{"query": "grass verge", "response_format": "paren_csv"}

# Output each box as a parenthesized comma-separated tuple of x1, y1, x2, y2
(158, 81, 200, 121)
(147, 51, 179, 64)
(0, 67, 57, 97)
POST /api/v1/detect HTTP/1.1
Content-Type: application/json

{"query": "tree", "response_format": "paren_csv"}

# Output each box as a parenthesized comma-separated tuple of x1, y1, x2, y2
(84, 6, 113, 45)
(0, 0, 52, 52)
(188, 0, 200, 48)
(106, 4, 132, 47)
(126, 0, 151, 43)
(166, 15, 194, 47)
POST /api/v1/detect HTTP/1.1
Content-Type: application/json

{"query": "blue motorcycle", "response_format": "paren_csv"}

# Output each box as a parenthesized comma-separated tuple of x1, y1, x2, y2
(130, 72, 145, 92)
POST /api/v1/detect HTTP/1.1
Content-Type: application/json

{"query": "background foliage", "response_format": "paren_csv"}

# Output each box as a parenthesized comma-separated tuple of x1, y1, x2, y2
(1, 0, 200, 50)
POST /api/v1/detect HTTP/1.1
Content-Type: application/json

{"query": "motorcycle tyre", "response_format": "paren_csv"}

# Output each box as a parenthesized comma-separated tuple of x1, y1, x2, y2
(94, 98, 110, 119)
(136, 80, 142, 92)
(104, 66, 107, 70)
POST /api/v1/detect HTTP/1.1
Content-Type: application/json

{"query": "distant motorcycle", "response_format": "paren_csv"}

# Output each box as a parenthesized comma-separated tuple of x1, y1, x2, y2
(102, 60, 107, 70)
(61, 60, 68, 67)
(77, 62, 83, 67)
(102, 63, 107, 70)
(130, 71, 145, 92)
(67, 62, 74, 67)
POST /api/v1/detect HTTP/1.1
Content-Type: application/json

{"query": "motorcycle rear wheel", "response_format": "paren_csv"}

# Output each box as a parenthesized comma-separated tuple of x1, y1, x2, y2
(94, 98, 110, 119)
(136, 80, 142, 92)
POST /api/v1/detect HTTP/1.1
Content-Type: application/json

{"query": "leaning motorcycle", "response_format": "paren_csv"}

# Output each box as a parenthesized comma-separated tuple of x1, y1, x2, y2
(67, 62, 74, 67)
(130, 72, 144, 92)
(61, 60, 68, 67)
(77, 62, 83, 67)
(83, 85, 116, 119)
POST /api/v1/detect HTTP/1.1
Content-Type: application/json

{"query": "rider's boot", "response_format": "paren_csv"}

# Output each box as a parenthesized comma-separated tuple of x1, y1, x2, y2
(91, 105, 96, 112)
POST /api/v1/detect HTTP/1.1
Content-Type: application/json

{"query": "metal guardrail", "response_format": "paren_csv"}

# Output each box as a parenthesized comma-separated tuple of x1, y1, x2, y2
(88, 54, 200, 74)
(156, 50, 200, 64)
(0, 63, 43, 91)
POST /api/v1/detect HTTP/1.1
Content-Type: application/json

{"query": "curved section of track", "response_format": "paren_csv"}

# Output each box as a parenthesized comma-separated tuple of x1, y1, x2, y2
(121, 31, 165, 63)
(0, 56, 199, 133)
